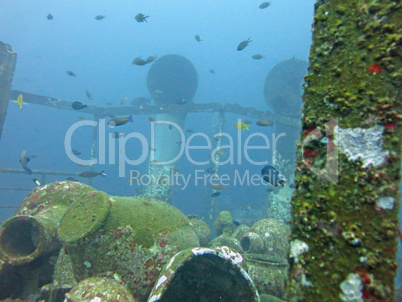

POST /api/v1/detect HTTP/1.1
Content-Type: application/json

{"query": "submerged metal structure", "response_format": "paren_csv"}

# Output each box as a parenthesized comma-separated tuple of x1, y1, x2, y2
(0, 0, 401, 300)
(287, 0, 401, 301)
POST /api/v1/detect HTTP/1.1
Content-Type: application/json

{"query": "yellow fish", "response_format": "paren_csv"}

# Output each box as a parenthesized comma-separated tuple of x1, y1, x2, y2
(233, 121, 249, 130)
(120, 97, 127, 105)
(216, 150, 225, 156)
(154, 89, 163, 94)
(13, 94, 27, 109)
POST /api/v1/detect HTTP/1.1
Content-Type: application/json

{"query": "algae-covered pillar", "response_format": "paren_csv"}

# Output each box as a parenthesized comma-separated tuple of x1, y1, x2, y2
(144, 54, 198, 202)
(0, 41, 17, 141)
(287, 1, 401, 301)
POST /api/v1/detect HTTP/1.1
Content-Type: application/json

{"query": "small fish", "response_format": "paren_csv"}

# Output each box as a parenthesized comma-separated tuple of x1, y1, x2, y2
(213, 136, 220, 141)
(108, 115, 133, 126)
(237, 37, 252, 51)
(66, 177, 78, 182)
(132, 57, 147, 66)
(13, 94, 27, 109)
(259, 2, 271, 9)
(72, 101, 87, 110)
(149, 147, 156, 152)
(243, 120, 252, 125)
(29, 155, 38, 159)
(216, 150, 225, 156)
(176, 99, 187, 105)
(76, 163, 85, 167)
(135, 13, 149, 23)
(33, 178, 41, 186)
(19, 150, 32, 175)
(79, 170, 106, 178)
(78, 116, 86, 120)
(95, 15, 105, 20)
(252, 54, 264, 60)
(209, 69, 215, 74)
(72, 149, 81, 156)
(256, 119, 272, 127)
(146, 55, 157, 63)
(159, 178, 168, 185)
(261, 165, 286, 187)
(66, 70, 77, 77)
(105, 102, 113, 106)
(185, 129, 194, 133)
(194, 35, 202, 43)
(150, 160, 158, 164)
(154, 89, 163, 94)
(211, 192, 221, 197)
(46, 13, 53, 20)
(233, 121, 249, 130)
(177, 140, 183, 145)
(148, 117, 157, 123)
(212, 184, 225, 191)
(111, 132, 123, 139)
(206, 168, 216, 174)
(85, 89, 93, 100)
(120, 97, 128, 105)
(171, 167, 180, 173)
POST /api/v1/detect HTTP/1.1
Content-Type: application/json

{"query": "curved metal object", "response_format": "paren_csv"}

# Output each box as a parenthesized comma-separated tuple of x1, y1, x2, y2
(148, 246, 260, 302)
(147, 54, 198, 105)
(264, 58, 308, 118)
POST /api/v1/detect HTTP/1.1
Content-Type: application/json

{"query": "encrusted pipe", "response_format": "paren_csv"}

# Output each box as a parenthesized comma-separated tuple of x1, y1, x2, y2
(240, 232, 265, 254)
(0, 181, 94, 265)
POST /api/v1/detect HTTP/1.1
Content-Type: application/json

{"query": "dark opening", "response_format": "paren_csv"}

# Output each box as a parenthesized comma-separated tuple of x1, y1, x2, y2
(240, 236, 251, 252)
(160, 254, 255, 302)
(0, 218, 40, 257)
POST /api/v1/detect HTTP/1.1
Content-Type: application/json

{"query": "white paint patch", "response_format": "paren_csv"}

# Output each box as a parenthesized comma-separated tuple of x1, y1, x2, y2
(192, 247, 216, 256)
(289, 240, 309, 263)
(216, 246, 243, 264)
(335, 125, 387, 168)
(148, 294, 161, 302)
(376, 196, 395, 210)
(165, 253, 177, 270)
(340, 273, 363, 302)
(155, 275, 167, 290)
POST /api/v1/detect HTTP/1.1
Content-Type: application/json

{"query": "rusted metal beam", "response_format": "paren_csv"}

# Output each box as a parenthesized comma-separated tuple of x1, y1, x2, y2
(9, 89, 300, 126)
(0, 168, 80, 177)
(0, 42, 17, 141)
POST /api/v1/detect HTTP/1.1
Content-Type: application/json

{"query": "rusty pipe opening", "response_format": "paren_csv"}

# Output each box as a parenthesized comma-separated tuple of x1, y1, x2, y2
(240, 232, 265, 254)
(0, 216, 44, 263)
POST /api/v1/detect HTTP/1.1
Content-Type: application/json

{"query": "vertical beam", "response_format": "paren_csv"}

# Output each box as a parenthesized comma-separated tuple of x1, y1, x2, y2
(0, 41, 17, 141)
(208, 110, 225, 221)
(287, 0, 401, 301)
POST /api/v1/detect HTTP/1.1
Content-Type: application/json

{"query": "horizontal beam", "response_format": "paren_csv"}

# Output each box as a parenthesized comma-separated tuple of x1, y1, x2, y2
(0, 168, 80, 177)
(10, 90, 300, 126)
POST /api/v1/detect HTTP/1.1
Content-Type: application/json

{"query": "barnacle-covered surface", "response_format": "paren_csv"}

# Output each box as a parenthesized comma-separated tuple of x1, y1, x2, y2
(288, 0, 401, 301)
